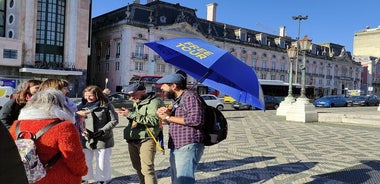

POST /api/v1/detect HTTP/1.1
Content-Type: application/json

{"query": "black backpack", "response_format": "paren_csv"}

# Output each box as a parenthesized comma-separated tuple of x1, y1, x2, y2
(175, 91, 228, 146)
(199, 98, 228, 146)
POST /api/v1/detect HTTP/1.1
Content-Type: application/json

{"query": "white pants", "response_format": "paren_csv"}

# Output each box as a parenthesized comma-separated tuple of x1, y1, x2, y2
(82, 148, 112, 182)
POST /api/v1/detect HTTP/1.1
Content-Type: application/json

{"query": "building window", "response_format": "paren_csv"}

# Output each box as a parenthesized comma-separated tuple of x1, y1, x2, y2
(115, 62, 120, 71)
(97, 63, 101, 72)
(3, 49, 18, 59)
(135, 42, 144, 55)
(252, 59, 257, 68)
(280, 75, 285, 81)
(9, 0, 15, 8)
(8, 14, 14, 25)
(106, 42, 110, 59)
(157, 64, 165, 73)
(134, 61, 144, 71)
(261, 60, 267, 68)
(105, 63, 109, 72)
(35, 0, 65, 65)
(97, 43, 102, 58)
(271, 61, 276, 69)
(116, 42, 120, 58)
(280, 62, 286, 71)
(0, 0, 5, 37)
(260, 73, 266, 79)
(7, 30, 14, 38)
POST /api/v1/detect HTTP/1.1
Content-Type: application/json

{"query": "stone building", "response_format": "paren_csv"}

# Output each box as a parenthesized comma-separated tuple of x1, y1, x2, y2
(353, 26, 380, 95)
(0, 0, 90, 96)
(91, 1, 361, 98)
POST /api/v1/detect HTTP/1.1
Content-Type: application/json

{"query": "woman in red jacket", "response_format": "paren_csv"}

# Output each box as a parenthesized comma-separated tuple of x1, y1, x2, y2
(9, 88, 88, 184)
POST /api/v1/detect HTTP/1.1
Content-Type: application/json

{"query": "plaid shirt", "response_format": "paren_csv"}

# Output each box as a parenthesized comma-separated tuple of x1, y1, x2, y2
(168, 90, 204, 149)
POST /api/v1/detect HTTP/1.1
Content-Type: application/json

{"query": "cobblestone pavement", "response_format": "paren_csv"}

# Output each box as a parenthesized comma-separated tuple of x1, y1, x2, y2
(106, 107, 380, 184)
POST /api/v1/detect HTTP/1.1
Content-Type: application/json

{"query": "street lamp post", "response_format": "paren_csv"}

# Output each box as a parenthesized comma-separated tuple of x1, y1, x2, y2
(298, 35, 312, 100)
(292, 15, 308, 84)
(285, 35, 317, 122)
(292, 15, 308, 40)
(276, 46, 297, 116)
(286, 46, 297, 99)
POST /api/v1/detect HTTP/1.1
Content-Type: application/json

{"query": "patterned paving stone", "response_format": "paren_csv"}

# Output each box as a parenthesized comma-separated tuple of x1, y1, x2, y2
(107, 107, 380, 184)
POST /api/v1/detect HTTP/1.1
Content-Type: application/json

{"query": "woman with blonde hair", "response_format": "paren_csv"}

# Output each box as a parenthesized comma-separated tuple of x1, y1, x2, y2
(77, 85, 119, 184)
(0, 79, 42, 128)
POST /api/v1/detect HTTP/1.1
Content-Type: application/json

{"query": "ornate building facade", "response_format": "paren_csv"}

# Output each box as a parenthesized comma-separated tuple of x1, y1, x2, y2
(0, 0, 90, 96)
(91, 1, 361, 98)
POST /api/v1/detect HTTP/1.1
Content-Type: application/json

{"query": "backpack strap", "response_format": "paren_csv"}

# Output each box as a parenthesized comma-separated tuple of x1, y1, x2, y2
(15, 120, 23, 138)
(35, 119, 63, 139)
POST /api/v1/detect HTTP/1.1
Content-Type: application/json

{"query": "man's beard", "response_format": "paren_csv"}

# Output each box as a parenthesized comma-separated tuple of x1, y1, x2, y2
(165, 90, 176, 100)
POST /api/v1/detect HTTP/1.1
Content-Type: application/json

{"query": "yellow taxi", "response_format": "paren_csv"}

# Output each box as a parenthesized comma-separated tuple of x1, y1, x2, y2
(223, 95, 236, 103)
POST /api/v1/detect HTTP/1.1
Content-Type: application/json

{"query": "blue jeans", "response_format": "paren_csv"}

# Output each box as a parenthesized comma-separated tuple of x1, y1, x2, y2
(170, 143, 204, 184)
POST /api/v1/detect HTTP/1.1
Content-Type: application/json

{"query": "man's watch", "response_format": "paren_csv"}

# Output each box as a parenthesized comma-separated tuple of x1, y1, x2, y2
(165, 115, 170, 120)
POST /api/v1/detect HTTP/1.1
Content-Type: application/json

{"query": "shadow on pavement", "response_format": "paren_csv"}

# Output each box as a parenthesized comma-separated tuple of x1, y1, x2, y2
(307, 160, 380, 184)
(197, 156, 276, 172)
(109, 157, 318, 183)
(196, 160, 318, 183)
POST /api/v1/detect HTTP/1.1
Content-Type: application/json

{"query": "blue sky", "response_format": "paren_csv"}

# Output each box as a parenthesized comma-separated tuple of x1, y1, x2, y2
(92, 0, 379, 53)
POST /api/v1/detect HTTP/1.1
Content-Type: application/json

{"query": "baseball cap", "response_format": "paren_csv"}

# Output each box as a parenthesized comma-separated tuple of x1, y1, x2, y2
(156, 73, 185, 84)
(121, 83, 146, 94)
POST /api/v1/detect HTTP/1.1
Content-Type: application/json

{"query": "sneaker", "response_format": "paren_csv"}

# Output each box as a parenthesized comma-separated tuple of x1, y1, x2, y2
(81, 180, 89, 184)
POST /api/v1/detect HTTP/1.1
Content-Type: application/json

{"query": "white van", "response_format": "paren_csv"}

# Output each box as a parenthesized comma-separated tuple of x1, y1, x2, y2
(0, 86, 15, 109)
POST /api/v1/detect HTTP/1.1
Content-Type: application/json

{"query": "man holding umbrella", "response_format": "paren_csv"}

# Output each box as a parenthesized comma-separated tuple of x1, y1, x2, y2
(156, 73, 205, 184)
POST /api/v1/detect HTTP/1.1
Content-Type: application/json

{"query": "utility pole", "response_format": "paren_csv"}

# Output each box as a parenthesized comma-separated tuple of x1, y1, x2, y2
(292, 15, 308, 84)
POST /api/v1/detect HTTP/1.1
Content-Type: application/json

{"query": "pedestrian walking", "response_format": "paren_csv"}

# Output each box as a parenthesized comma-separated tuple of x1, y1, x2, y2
(115, 83, 165, 184)
(77, 85, 119, 184)
(155, 73, 205, 184)
(0, 79, 42, 129)
(8, 89, 87, 184)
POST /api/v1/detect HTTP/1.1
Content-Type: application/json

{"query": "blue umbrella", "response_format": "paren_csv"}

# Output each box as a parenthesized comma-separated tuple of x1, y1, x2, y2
(145, 37, 265, 110)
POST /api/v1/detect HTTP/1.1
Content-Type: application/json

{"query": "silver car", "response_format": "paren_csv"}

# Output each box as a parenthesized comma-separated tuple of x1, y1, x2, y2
(200, 94, 224, 111)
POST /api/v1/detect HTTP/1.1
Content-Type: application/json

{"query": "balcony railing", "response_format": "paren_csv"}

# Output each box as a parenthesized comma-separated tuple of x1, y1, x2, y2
(132, 52, 148, 60)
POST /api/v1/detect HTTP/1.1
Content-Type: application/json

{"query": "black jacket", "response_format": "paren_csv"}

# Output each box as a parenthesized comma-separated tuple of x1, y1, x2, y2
(0, 99, 24, 129)
(0, 122, 28, 183)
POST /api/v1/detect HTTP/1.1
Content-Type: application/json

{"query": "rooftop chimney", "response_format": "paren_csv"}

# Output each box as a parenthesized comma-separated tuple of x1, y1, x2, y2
(133, 0, 140, 4)
(206, 3, 217, 22)
(279, 26, 286, 37)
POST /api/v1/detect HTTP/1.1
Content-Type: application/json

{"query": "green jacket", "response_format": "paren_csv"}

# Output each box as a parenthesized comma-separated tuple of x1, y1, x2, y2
(123, 92, 165, 140)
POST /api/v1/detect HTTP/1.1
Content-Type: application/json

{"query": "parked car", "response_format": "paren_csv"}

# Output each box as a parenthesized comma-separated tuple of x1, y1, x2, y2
(348, 95, 379, 106)
(223, 95, 236, 103)
(264, 95, 281, 110)
(200, 94, 224, 111)
(108, 92, 134, 109)
(232, 95, 281, 110)
(313, 95, 348, 107)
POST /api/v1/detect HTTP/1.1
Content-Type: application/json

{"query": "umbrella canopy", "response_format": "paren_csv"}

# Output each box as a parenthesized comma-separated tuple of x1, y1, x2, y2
(145, 37, 265, 110)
